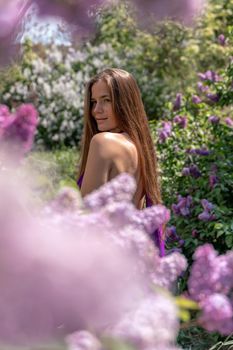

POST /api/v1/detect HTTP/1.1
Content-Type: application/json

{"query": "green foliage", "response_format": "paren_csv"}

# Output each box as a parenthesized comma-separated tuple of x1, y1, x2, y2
(23, 148, 79, 202)
(177, 327, 220, 350)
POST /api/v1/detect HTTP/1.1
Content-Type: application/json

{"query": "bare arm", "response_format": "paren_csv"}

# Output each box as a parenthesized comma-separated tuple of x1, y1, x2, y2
(80, 133, 113, 197)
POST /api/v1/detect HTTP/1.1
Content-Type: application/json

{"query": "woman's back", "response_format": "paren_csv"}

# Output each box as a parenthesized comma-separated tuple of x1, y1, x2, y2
(80, 132, 145, 209)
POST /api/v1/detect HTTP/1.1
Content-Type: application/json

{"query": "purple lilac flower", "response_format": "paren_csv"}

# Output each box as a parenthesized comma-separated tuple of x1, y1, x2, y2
(84, 173, 136, 210)
(195, 148, 210, 156)
(158, 121, 172, 143)
(178, 239, 185, 247)
(172, 195, 192, 216)
(197, 82, 209, 93)
(0, 104, 10, 121)
(108, 293, 179, 349)
(197, 70, 220, 82)
(151, 252, 187, 290)
(225, 117, 233, 127)
(189, 164, 201, 178)
(181, 167, 190, 176)
(209, 164, 218, 189)
(188, 244, 220, 302)
(166, 226, 179, 242)
(136, 204, 170, 234)
(192, 95, 202, 104)
(186, 148, 210, 156)
(201, 199, 214, 212)
(206, 93, 220, 103)
(0, 103, 38, 153)
(188, 244, 233, 335)
(218, 34, 226, 46)
(173, 115, 187, 128)
(217, 253, 233, 293)
(173, 93, 182, 111)
(198, 199, 215, 221)
(0, 172, 149, 344)
(191, 229, 198, 238)
(204, 70, 220, 82)
(199, 294, 233, 334)
(66, 331, 102, 350)
(208, 115, 220, 124)
(198, 211, 215, 221)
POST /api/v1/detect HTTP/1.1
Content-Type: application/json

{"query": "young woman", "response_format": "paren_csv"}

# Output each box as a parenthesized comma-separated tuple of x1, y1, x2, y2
(77, 68, 164, 255)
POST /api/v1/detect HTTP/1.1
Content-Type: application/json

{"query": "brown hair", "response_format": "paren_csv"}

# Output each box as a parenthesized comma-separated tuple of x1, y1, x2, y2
(78, 68, 161, 205)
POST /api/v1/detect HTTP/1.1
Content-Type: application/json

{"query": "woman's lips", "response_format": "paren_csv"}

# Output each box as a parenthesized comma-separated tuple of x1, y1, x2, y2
(96, 118, 107, 122)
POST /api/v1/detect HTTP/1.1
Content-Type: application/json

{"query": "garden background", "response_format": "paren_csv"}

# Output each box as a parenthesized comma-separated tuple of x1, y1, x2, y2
(0, 0, 233, 349)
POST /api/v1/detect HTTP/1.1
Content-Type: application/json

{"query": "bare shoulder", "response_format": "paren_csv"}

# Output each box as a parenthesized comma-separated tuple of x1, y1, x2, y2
(90, 132, 134, 158)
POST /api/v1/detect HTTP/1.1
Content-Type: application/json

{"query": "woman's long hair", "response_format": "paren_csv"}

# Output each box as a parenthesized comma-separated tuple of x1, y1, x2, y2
(77, 68, 161, 205)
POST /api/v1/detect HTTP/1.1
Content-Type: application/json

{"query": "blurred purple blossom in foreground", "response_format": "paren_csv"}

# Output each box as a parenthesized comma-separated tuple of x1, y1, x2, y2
(0, 0, 206, 66)
(66, 331, 102, 350)
(0, 162, 180, 347)
(0, 0, 31, 65)
(0, 104, 38, 163)
(188, 244, 233, 334)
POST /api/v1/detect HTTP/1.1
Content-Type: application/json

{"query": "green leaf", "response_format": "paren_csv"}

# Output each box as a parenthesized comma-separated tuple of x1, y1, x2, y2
(225, 235, 233, 248)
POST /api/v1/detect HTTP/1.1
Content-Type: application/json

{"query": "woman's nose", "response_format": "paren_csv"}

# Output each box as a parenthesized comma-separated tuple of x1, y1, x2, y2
(93, 101, 103, 114)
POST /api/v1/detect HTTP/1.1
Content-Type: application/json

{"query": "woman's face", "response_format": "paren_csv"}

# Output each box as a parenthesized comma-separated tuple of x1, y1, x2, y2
(91, 80, 119, 132)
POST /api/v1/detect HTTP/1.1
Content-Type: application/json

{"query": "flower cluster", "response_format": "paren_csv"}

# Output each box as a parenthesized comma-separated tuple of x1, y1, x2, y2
(188, 244, 233, 334)
(0, 103, 38, 161)
(158, 121, 172, 143)
(182, 164, 201, 178)
(172, 195, 193, 217)
(198, 199, 216, 222)
(197, 70, 221, 82)
(173, 115, 187, 129)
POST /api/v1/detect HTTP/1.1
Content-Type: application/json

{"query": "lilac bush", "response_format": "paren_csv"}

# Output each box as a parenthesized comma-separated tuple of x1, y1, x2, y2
(151, 54, 233, 260)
